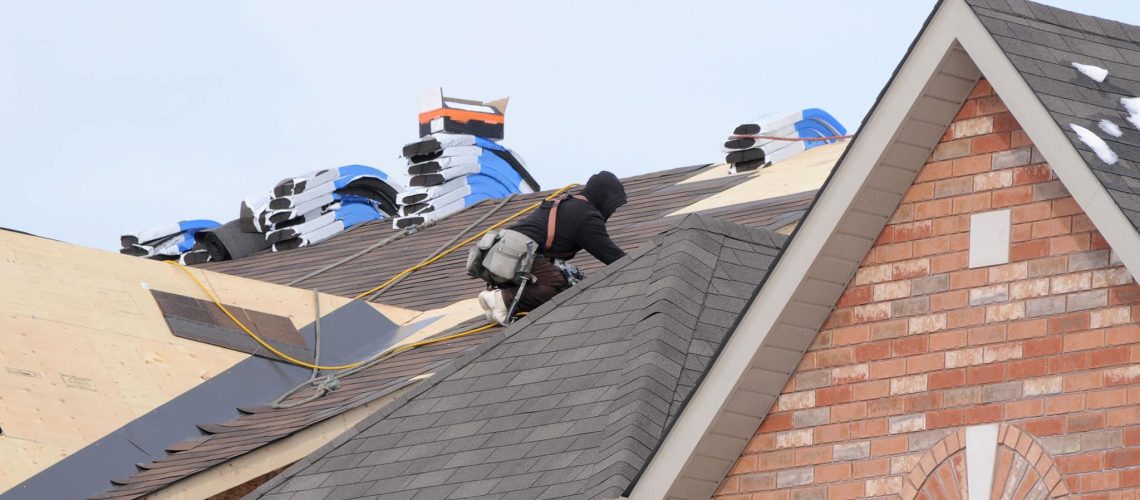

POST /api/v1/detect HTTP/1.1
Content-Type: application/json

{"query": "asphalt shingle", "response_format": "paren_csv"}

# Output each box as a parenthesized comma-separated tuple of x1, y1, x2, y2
(251, 214, 786, 499)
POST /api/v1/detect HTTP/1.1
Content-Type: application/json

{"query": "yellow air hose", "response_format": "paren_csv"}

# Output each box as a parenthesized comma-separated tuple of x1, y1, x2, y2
(165, 183, 577, 371)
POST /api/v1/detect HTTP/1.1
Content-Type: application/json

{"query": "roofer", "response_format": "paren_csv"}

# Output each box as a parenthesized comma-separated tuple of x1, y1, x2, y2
(470, 171, 627, 325)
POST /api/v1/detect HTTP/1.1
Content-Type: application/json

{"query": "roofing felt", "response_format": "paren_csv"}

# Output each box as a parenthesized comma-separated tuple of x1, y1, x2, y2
(199, 165, 814, 311)
(247, 214, 785, 500)
(967, 0, 1140, 230)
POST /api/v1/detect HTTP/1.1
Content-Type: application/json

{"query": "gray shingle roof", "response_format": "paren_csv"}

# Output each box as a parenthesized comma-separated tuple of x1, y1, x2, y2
(250, 214, 786, 500)
(968, 0, 1140, 228)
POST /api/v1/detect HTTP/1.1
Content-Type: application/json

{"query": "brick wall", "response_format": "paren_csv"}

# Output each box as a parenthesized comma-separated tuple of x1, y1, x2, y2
(715, 80, 1140, 499)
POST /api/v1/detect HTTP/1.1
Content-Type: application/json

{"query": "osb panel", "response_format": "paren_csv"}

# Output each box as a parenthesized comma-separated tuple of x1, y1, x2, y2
(0, 230, 410, 492)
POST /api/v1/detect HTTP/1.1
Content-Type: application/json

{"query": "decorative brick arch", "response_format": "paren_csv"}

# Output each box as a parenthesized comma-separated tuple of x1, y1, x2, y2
(900, 424, 1068, 500)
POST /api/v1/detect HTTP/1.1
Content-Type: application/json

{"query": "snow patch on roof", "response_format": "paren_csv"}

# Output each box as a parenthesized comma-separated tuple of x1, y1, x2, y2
(1072, 62, 1108, 82)
(1121, 97, 1140, 131)
(1070, 124, 1118, 165)
(1098, 119, 1123, 138)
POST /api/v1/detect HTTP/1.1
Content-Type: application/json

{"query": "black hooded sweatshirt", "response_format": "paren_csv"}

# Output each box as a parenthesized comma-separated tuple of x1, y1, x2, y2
(510, 171, 627, 265)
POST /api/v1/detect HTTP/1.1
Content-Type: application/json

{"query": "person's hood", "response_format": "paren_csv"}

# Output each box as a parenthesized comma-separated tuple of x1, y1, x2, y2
(581, 171, 626, 220)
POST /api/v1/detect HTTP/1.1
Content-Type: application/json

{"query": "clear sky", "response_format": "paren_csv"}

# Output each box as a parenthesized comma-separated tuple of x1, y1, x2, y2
(1, 1, 1135, 250)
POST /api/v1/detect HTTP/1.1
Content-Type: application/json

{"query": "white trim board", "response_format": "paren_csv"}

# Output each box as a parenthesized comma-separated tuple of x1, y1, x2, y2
(630, 0, 1140, 498)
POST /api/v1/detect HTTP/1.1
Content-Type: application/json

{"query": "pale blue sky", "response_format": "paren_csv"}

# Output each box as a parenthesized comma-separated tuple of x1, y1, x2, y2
(1, 1, 1134, 250)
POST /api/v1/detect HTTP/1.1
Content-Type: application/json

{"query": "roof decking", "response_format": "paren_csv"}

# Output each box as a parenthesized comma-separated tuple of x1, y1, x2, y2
(249, 215, 785, 500)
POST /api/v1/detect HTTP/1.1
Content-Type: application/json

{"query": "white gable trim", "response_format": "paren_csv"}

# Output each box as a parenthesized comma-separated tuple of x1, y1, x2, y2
(631, 0, 1140, 498)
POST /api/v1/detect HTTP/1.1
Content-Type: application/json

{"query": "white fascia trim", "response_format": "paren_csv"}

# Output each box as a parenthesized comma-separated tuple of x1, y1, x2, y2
(629, 2, 971, 498)
(954, 0, 1140, 280)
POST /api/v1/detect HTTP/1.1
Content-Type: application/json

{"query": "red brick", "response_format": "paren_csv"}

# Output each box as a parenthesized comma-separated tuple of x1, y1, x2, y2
(1044, 393, 1085, 414)
(870, 436, 908, 456)
(1109, 285, 1140, 305)
(1056, 453, 1102, 474)
(967, 364, 1004, 385)
(1009, 319, 1049, 341)
(866, 398, 904, 418)
(1021, 415, 1064, 435)
(836, 286, 873, 308)
(850, 417, 886, 438)
(1013, 164, 1052, 185)
(855, 340, 891, 362)
(892, 336, 928, 356)
(851, 380, 888, 401)
(1012, 202, 1052, 223)
(953, 155, 992, 176)
(914, 199, 953, 220)
(930, 252, 968, 274)
(972, 133, 1011, 154)
(1087, 388, 1129, 409)
(814, 461, 851, 480)
(1090, 346, 1129, 368)
(1063, 329, 1103, 352)
(828, 480, 864, 499)
(1007, 359, 1048, 380)
(1049, 352, 1090, 374)
(915, 160, 954, 183)
(964, 403, 1003, 424)
(1106, 449, 1140, 474)
(1106, 325, 1140, 345)
(1005, 398, 1043, 419)
(816, 386, 851, 407)
(852, 458, 889, 479)
(926, 409, 963, 429)
(758, 413, 793, 433)
(1049, 312, 1090, 334)
(992, 185, 1034, 208)
(976, 95, 1008, 115)
(1022, 335, 1061, 357)
(1050, 233, 1090, 255)
(928, 368, 967, 389)
(1066, 412, 1105, 433)
(992, 111, 1020, 132)
(952, 192, 992, 214)
(832, 325, 869, 346)
(969, 79, 994, 98)
(901, 182, 934, 203)
(930, 290, 969, 312)
(1010, 240, 1049, 261)
(949, 269, 988, 289)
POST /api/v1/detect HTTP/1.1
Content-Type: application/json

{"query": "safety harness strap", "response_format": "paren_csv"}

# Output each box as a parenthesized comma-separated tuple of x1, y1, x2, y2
(544, 194, 588, 251)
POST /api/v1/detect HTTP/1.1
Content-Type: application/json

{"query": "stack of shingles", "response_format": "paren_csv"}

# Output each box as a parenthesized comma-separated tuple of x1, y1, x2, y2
(395, 134, 538, 228)
(723, 108, 848, 174)
(120, 220, 219, 264)
(239, 165, 400, 252)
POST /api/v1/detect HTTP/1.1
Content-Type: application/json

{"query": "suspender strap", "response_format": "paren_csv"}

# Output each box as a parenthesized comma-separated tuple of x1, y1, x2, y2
(544, 194, 588, 252)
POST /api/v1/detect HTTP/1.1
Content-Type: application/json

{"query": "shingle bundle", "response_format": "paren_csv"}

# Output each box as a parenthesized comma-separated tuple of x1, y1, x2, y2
(240, 165, 400, 252)
(724, 108, 847, 173)
(120, 220, 219, 263)
(394, 134, 539, 228)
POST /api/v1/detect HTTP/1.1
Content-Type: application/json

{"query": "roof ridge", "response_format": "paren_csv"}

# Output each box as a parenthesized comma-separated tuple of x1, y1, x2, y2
(583, 217, 736, 497)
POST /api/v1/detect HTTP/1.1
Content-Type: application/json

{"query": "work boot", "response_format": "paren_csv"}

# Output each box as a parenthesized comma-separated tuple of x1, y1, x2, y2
(478, 289, 510, 325)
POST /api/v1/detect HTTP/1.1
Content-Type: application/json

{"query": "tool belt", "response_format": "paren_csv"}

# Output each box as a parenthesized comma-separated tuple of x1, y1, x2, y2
(466, 229, 537, 285)
(466, 194, 589, 287)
